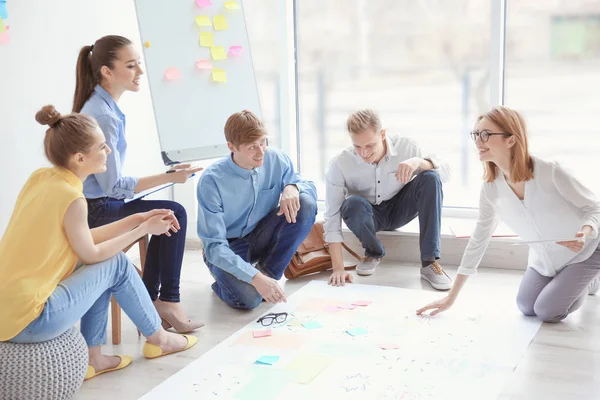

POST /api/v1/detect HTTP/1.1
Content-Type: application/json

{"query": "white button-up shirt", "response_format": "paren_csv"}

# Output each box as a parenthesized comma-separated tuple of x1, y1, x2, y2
(324, 135, 451, 243)
(458, 157, 600, 277)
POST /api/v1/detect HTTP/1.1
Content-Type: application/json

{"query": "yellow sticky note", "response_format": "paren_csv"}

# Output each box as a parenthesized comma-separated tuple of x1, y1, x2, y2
(285, 353, 334, 384)
(210, 46, 227, 60)
(213, 15, 228, 31)
(224, 1, 239, 10)
(144, 41, 151, 48)
(195, 15, 211, 27)
(199, 31, 214, 47)
(211, 68, 227, 83)
(0, 18, 5, 33)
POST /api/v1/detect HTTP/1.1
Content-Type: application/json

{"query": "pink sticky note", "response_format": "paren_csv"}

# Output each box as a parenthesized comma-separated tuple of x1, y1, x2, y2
(351, 300, 372, 307)
(338, 304, 357, 310)
(379, 343, 400, 350)
(195, 0, 212, 6)
(164, 67, 182, 81)
(253, 329, 272, 338)
(0, 30, 10, 45)
(195, 60, 212, 70)
(229, 45, 243, 56)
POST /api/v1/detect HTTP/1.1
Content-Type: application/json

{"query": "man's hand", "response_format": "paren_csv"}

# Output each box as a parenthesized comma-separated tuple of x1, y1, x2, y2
(277, 185, 300, 223)
(251, 273, 287, 303)
(328, 268, 354, 287)
(395, 157, 422, 184)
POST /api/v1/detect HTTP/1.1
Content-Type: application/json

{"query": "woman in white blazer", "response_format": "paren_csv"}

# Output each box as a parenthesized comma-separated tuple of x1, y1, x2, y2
(417, 106, 600, 322)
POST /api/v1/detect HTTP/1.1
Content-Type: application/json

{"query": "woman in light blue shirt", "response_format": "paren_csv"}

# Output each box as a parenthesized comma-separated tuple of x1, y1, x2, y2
(73, 35, 203, 333)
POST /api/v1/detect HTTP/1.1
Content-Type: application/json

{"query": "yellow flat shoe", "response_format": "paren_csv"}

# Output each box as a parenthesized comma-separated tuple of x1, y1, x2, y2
(84, 355, 133, 381)
(143, 334, 198, 359)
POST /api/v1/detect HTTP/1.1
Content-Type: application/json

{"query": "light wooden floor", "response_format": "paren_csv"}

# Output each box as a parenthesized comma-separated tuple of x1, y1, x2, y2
(76, 249, 600, 400)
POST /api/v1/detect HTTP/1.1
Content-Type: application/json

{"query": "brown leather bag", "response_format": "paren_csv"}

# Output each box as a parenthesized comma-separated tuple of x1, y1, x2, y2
(284, 221, 362, 279)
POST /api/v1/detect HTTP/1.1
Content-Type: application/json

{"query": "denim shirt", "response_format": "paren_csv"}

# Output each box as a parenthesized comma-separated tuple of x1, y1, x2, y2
(80, 85, 138, 199)
(197, 148, 317, 283)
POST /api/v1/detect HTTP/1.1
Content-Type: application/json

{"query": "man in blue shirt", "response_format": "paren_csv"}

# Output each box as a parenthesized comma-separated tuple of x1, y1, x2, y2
(197, 110, 318, 310)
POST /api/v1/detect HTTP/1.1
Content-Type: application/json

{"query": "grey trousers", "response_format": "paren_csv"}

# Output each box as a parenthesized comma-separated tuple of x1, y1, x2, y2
(517, 246, 600, 322)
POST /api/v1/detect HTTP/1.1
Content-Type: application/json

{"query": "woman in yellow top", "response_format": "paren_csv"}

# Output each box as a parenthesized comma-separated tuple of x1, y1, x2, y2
(0, 105, 197, 380)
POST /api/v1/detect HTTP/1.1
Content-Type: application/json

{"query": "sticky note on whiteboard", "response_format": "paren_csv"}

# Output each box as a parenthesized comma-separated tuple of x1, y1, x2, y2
(164, 67, 182, 81)
(210, 46, 227, 60)
(199, 31, 214, 47)
(195, 59, 212, 69)
(229, 45, 243, 56)
(211, 68, 227, 83)
(195, 15, 211, 27)
(213, 15, 228, 30)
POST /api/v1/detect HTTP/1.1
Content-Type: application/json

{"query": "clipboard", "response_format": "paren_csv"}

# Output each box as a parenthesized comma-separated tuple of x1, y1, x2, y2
(124, 173, 197, 203)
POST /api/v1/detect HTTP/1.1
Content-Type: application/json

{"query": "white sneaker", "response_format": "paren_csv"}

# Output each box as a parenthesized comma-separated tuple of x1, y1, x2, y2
(356, 256, 382, 276)
(421, 262, 452, 291)
(588, 276, 600, 295)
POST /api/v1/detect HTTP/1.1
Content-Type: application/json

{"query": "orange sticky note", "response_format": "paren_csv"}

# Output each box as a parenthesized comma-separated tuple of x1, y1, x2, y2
(210, 46, 227, 60)
(213, 15, 228, 30)
(253, 329, 272, 338)
(211, 68, 227, 83)
(164, 67, 182, 81)
(199, 31, 214, 47)
(144, 41, 151, 48)
(195, 15, 211, 27)
(195, 59, 212, 69)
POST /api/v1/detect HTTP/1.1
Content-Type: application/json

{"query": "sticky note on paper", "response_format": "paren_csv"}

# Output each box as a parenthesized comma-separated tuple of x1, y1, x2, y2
(195, 59, 212, 69)
(0, 3, 7, 19)
(0, 29, 9, 45)
(224, 1, 240, 10)
(255, 355, 279, 365)
(164, 67, 181, 81)
(338, 304, 357, 310)
(379, 343, 400, 350)
(211, 68, 227, 83)
(195, 0, 212, 7)
(253, 329, 272, 338)
(234, 370, 288, 400)
(199, 31, 214, 47)
(0, 18, 5, 33)
(302, 321, 322, 330)
(285, 353, 334, 384)
(210, 46, 227, 60)
(195, 15, 211, 27)
(229, 45, 243, 56)
(213, 15, 228, 30)
(351, 300, 372, 307)
(346, 327, 368, 337)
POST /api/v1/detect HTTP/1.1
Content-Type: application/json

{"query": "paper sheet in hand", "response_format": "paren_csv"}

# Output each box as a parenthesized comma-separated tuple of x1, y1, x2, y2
(510, 238, 579, 245)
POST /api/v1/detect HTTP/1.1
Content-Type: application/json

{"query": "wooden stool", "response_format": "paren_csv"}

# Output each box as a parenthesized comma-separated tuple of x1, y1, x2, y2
(111, 235, 149, 345)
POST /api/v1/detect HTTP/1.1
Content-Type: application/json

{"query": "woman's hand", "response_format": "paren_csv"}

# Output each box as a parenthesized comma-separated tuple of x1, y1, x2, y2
(138, 209, 180, 232)
(167, 163, 204, 184)
(142, 212, 179, 237)
(416, 296, 455, 316)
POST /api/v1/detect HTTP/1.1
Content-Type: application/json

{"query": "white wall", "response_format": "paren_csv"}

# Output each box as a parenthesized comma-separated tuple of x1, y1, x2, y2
(0, 1, 173, 236)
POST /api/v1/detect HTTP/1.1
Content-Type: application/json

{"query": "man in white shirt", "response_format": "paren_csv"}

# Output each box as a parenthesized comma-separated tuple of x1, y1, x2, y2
(324, 109, 452, 290)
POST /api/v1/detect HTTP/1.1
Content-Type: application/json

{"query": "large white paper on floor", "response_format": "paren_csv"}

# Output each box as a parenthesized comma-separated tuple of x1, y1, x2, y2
(141, 281, 542, 400)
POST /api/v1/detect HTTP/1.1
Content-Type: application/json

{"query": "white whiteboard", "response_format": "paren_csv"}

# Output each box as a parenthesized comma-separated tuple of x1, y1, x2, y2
(134, 0, 261, 164)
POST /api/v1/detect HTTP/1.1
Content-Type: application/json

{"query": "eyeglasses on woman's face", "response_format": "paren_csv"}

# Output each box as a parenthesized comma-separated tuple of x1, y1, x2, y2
(470, 129, 512, 143)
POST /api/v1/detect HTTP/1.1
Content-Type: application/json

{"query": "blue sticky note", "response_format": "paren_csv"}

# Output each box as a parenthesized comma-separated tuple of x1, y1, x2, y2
(302, 321, 322, 330)
(0, 3, 7, 20)
(346, 327, 368, 337)
(255, 355, 280, 365)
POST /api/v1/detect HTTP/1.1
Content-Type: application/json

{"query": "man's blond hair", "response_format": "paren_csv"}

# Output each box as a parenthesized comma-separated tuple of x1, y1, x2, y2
(346, 109, 382, 135)
(224, 109, 267, 147)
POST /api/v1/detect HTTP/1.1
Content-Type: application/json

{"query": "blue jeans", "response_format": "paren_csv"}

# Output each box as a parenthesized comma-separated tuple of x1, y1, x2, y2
(9, 253, 161, 346)
(204, 193, 317, 310)
(87, 198, 187, 302)
(341, 170, 443, 261)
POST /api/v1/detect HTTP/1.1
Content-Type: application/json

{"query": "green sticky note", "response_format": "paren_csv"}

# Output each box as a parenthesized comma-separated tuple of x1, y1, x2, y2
(199, 31, 214, 47)
(210, 46, 227, 60)
(213, 15, 228, 30)
(346, 327, 368, 337)
(234, 370, 288, 400)
(302, 321, 323, 330)
(255, 355, 279, 365)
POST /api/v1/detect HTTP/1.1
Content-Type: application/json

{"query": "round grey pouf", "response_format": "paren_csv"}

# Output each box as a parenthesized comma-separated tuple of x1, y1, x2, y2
(0, 327, 88, 400)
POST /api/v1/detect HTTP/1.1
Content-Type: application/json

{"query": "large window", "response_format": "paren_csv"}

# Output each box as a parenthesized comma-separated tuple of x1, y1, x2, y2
(296, 0, 492, 208)
(505, 2, 600, 195)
